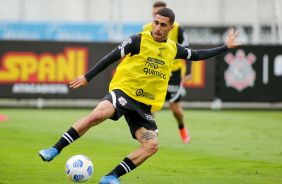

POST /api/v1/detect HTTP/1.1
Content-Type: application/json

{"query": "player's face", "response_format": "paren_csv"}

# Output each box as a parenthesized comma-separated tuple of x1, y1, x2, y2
(152, 14, 174, 42)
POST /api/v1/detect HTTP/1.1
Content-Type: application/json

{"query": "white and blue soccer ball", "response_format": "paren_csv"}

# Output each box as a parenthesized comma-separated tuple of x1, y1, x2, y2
(65, 155, 94, 183)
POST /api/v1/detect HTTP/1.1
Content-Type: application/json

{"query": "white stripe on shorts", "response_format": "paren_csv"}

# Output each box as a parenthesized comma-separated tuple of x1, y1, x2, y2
(169, 82, 184, 103)
(110, 91, 116, 108)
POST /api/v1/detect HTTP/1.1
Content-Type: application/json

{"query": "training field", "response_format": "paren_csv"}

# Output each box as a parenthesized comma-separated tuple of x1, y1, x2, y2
(0, 108, 281, 184)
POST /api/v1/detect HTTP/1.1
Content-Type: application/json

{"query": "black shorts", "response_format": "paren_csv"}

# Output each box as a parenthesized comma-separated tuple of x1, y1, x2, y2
(165, 69, 185, 103)
(101, 89, 158, 139)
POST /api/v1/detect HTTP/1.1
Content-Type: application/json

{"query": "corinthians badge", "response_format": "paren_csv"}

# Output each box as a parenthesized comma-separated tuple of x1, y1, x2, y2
(224, 49, 256, 92)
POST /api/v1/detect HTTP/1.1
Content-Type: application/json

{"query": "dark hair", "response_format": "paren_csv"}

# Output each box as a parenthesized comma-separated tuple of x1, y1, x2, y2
(153, 1, 166, 8)
(155, 8, 175, 25)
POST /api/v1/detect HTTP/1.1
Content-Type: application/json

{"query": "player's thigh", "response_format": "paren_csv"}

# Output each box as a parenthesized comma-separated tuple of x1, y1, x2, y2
(89, 100, 116, 121)
(135, 127, 158, 145)
(169, 101, 182, 112)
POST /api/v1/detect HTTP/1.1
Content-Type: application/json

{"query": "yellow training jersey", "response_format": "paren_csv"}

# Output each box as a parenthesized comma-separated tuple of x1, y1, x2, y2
(109, 31, 177, 112)
(143, 22, 182, 72)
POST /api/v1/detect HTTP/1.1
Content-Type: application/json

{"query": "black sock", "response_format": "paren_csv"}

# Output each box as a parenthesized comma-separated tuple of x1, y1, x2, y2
(107, 157, 136, 177)
(179, 124, 184, 130)
(53, 127, 80, 153)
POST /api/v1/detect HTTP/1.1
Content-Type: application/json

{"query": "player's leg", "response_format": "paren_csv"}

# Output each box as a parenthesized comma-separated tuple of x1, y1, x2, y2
(128, 127, 158, 166)
(166, 70, 190, 143)
(169, 101, 184, 125)
(100, 90, 157, 183)
(39, 100, 115, 162)
(100, 127, 158, 184)
(72, 100, 115, 136)
(169, 101, 190, 143)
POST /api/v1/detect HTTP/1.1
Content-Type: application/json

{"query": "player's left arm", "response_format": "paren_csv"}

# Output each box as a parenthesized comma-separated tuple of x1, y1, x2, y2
(175, 28, 241, 61)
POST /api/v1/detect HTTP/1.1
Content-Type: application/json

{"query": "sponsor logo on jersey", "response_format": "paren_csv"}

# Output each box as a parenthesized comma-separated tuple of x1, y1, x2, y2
(118, 96, 127, 106)
(136, 89, 144, 96)
(119, 38, 132, 50)
(143, 57, 166, 79)
(136, 89, 156, 100)
(158, 51, 163, 57)
(224, 49, 256, 92)
(147, 57, 165, 65)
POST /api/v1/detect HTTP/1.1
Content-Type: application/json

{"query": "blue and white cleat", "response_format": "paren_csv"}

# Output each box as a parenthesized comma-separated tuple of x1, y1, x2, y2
(39, 148, 59, 162)
(99, 174, 121, 184)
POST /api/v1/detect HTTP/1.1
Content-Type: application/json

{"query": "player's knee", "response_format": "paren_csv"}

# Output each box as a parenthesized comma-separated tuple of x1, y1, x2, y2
(172, 107, 182, 116)
(87, 111, 103, 124)
(151, 142, 159, 155)
(144, 141, 158, 156)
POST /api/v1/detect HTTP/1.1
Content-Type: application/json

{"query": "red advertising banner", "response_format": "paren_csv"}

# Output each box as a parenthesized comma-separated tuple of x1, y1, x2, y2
(0, 47, 88, 84)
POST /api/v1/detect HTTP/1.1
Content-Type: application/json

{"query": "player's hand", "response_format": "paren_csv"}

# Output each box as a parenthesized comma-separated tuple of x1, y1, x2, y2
(226, 28, 242, 49)
(183, 74, 193, 82)
(69, 75, 88, 89)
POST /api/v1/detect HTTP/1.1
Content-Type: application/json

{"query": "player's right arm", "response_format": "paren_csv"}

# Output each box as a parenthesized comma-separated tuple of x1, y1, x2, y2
(70, 34, 142, 89)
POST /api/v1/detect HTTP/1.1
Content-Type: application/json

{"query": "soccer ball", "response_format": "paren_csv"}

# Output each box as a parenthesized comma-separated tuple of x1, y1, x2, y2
(65, 155, 94, 182)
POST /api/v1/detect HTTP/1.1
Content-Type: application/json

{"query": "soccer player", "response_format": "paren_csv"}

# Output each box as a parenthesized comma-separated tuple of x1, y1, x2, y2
(143, 1, 192, 143)
(39, 8, 241, 184)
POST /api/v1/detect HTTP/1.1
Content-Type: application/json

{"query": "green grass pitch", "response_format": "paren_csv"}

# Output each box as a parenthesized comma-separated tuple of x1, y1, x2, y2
(0, 108, 281, 183)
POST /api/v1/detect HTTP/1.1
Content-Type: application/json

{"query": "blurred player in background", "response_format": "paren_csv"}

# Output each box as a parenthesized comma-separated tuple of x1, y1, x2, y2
(39, 7, 241, 184)
(143, 1, 192, 143)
